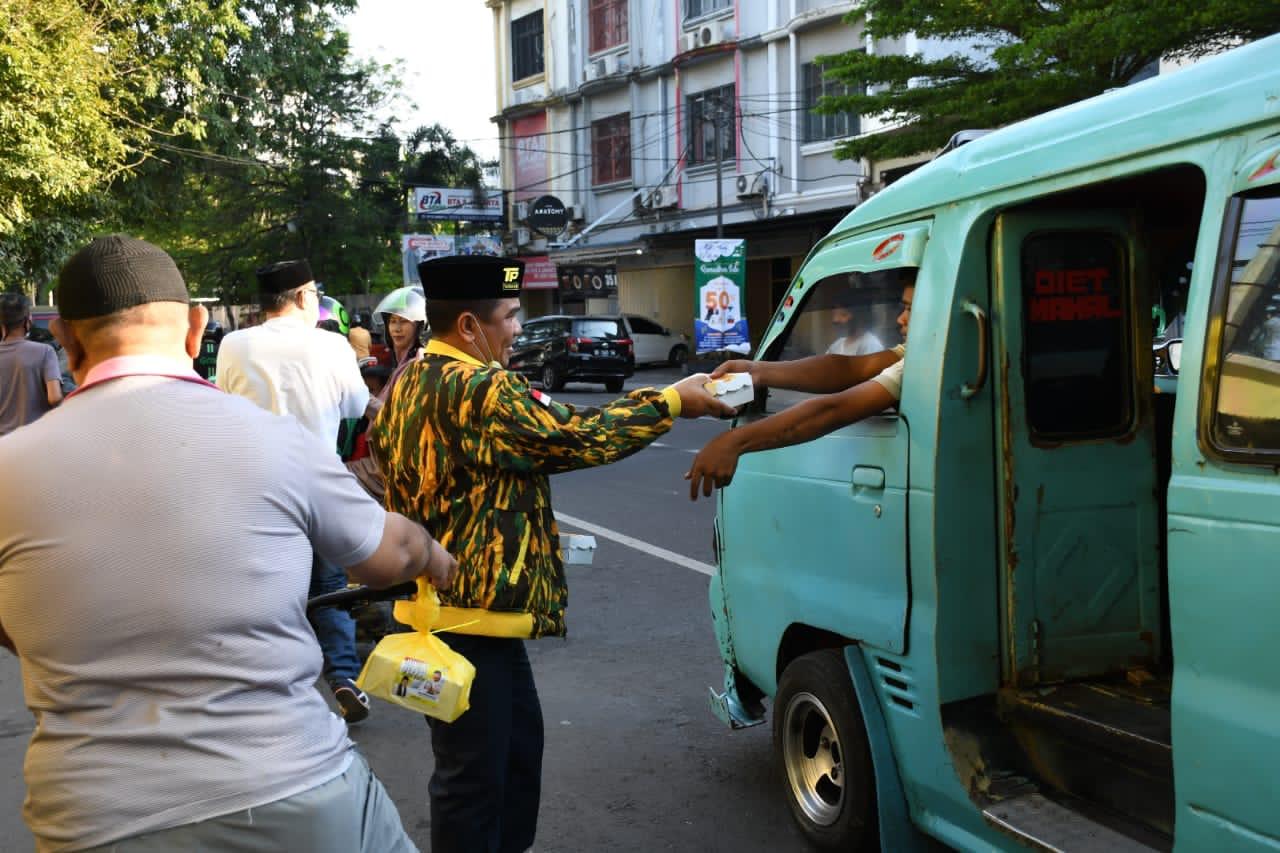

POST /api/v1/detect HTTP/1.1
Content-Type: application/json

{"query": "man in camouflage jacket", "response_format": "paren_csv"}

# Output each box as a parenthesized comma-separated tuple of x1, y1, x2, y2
(369, 256, 731, 853)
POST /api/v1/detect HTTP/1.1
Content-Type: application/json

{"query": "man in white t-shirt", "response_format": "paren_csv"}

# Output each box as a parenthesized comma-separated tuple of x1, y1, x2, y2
(0, 235, 457, 852)
(687, 271, 914, 499)
(217, 259, 375, 722)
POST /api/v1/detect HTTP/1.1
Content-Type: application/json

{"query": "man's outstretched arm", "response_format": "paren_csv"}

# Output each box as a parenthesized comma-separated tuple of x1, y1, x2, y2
(466, 371, 734, 476)
(686, 379, 897, 500)
(712, 350, 899, 395)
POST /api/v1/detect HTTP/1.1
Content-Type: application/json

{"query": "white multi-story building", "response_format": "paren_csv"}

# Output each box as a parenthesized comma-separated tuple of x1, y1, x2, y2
(487, 0, 947, 335)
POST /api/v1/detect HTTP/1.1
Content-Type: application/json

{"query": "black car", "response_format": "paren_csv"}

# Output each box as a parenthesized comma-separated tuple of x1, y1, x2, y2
(509, 315, 635, 392)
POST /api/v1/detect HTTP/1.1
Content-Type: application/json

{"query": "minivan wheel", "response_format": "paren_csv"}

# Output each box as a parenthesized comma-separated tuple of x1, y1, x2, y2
(774, 650, 877, 851)
(541, 363, 565, 392)
(668, 344, 688, 366)
(604, 377, 625, 393)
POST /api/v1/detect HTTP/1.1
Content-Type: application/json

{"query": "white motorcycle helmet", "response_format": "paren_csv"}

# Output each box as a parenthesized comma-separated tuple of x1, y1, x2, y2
(374, 286, 426, 324)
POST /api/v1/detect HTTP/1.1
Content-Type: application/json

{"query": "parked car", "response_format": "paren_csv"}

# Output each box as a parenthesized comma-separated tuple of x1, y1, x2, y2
(617, 314, 688, 366)
(509, 315, 634, 393)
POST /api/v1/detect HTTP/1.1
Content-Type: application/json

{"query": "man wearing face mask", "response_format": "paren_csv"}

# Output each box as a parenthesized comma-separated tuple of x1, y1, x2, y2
(370, 255, 733, 853)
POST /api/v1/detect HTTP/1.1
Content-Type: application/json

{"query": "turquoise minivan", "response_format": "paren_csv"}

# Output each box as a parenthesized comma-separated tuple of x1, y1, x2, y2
(708, 34, 1280, 852)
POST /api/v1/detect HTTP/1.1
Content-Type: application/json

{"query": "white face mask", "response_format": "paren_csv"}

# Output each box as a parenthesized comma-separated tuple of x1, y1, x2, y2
(465, 316, 501, 368)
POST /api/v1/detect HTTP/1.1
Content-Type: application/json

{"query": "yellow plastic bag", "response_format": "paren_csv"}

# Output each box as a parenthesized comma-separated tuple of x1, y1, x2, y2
(355, 582, 475, 722)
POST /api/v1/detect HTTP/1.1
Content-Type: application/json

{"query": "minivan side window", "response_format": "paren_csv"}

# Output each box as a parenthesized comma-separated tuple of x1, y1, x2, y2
(764, 269, 905, 412)
(1207, 189, 1280, 457)
(1021, 231, 1133, 439)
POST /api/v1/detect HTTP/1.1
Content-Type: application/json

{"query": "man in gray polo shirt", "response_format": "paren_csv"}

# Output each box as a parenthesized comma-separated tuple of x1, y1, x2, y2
(0, 235, 456, 852)
(0, 293, 62, 435)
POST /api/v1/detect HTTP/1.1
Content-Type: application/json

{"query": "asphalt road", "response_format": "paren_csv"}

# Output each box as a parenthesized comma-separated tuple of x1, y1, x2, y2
(0, 365, 810, 852)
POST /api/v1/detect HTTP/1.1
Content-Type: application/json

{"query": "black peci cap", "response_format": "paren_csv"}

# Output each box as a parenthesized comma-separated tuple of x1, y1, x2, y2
(55, 235, 189, 321)
(255, 259, 314, 295)
(417, 256, 524, 301)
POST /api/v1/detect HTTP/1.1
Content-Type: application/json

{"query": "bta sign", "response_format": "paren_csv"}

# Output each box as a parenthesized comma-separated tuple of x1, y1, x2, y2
(413, 186, 504, 223)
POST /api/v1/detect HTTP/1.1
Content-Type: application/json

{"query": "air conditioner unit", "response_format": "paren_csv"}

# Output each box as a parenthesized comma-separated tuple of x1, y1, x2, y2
(584, 59, 607, 82)
(602, 54, 620, 75)
(514, 201, 530, 221)
(735, 172, 766, 198)
(514, 227, 531, 246)
(648, 184, 679, 209)
(682, 32, 701, 53)
(566, 202, 585, 222)
(696, 22, 727, 49)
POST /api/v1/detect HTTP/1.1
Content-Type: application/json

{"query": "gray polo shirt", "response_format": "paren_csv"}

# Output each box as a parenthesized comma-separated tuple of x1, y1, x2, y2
(0, 370, 386, 851)
(0, 338, 59, 436)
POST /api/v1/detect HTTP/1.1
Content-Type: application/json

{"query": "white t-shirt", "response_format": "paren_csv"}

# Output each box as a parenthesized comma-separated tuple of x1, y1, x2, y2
(216, 316, 368, 445)
(869, 344, 907, 400)
(826, 331, 885, 357)
(0, 369, 385, 851)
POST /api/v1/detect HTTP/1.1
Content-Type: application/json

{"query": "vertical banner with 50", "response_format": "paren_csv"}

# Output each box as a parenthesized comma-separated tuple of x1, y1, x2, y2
(694, 239, 749, 354)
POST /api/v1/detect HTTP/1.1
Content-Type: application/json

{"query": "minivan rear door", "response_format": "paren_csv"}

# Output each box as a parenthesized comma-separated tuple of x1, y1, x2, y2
(991, 211, 1161, 685)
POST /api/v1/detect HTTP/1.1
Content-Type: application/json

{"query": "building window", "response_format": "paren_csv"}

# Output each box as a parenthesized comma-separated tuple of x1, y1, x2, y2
(802, 62, 858, 143)
(512, 11, 544, 82)
(589, 0, 628, 54)
(686, 84, 735, 166)
(592, 113, 632, 185)
(684, 0, 730, 20)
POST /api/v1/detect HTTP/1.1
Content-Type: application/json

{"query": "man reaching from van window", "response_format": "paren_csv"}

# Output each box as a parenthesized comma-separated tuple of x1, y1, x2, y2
(687, 273, 914, 500)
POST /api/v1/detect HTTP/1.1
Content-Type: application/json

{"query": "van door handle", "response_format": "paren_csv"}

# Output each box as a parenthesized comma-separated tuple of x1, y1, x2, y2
(852, 466, 886, 490)
(960, 300, 989, 399)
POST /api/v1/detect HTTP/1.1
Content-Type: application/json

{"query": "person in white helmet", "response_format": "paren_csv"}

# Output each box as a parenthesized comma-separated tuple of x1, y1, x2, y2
(370, 287, 428, 415)
(378, 287, 427, 367)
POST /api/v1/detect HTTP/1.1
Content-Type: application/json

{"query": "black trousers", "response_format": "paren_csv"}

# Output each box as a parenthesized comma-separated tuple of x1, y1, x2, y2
(427, 634, 544, 853)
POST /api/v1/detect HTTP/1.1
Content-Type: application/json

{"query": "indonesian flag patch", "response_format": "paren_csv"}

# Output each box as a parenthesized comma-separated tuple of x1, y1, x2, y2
(530, 388, 554, 407)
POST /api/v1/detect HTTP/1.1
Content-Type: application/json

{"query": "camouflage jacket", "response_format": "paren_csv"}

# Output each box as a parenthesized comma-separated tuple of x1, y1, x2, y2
(369, 339, 680, 638)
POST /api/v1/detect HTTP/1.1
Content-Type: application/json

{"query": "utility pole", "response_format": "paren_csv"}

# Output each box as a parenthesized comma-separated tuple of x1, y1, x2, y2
(713, 93, 725, 238)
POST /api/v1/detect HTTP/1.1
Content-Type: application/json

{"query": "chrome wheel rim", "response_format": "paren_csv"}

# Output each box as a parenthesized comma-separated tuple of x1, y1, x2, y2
(541, 365, 556, 387)
(781, 691, 844, 826)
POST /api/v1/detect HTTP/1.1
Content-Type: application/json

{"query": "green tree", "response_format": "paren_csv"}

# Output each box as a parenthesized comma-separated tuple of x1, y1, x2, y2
(0, 0, 240, 294)
(817, 1, 1280, 162)
(111, 0, 403, 302)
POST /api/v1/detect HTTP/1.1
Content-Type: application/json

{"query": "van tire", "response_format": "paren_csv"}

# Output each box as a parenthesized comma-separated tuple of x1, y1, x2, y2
(604, 377, 625, 393)
(774, 649, 877, 852)
(668, 344, 688, 366)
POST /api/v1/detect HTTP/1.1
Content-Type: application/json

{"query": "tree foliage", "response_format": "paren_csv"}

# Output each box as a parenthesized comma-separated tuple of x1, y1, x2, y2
(1, 0, 493, 300)
(0, 0, 241, 293)
(817, 0, 1280, 161)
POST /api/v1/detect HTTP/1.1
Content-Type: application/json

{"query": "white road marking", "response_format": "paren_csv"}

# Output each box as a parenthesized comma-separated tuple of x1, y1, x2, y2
(555, 511, 717, 577)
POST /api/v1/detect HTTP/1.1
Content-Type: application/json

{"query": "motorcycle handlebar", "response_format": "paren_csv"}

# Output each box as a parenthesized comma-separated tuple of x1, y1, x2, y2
(306, 581, 419, 614)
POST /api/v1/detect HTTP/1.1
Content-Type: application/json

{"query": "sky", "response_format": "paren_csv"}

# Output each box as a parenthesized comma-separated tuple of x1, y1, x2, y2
(343, 0, 499, 162)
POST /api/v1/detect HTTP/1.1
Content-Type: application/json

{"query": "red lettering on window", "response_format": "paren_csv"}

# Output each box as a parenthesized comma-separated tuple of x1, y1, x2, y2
(1029, 294, 1124, 323)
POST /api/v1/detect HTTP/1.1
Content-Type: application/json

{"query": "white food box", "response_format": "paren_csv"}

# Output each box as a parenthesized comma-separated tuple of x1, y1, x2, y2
(560, 534, 598, 565)
(703, 372, 755, 409)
